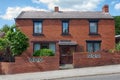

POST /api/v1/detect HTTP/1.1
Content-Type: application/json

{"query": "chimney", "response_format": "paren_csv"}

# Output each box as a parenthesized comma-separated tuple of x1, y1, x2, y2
(54, 6, 59, 12)
(102, 5, 109, 13)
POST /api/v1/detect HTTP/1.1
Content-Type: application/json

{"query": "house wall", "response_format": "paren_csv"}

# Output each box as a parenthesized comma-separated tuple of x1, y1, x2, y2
(16, 19, 115, 56)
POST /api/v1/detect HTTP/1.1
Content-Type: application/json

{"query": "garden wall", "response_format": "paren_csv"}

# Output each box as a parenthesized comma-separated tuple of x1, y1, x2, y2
(73, 52, 120, 68)
(1, 51, 120, 74)
(0, 53, 59, 74)
(0, 63, 2, 74)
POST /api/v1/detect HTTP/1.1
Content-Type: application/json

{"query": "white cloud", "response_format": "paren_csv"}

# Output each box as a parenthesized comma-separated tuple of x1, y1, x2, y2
(111, 1, 116, 5)
(111, 0, 119, 5)
(115, 3, 120, 10)
(0, 6, 46, 20)
(32, 0, 57, 4)
(32, 0, 103, 11)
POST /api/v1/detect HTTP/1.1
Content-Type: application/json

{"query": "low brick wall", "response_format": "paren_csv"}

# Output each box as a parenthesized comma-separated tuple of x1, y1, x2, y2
(73, 52, 120, 68)
(0, 63, 2, 74)
(1, 53, 59, 74)
(1, 51, 120, 74)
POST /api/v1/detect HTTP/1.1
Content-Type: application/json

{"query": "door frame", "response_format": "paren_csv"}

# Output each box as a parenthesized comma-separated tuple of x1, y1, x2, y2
(59, 45, 76, 64)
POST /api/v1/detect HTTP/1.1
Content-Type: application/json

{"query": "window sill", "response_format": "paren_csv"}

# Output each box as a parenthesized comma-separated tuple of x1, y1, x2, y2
(61, 33, 71, 36)
(89, 33, 100, 36)
(33, 33, 44, 36)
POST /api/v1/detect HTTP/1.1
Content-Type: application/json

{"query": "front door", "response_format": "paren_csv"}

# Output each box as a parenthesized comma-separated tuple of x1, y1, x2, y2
(60, 46, 75, 64)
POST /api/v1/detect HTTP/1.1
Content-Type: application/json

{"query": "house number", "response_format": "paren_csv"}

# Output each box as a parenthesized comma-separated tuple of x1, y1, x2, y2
(29, 58, 43, 62)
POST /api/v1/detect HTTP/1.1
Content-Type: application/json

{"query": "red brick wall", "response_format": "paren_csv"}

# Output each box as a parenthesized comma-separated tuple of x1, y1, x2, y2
(0, 63, 2, 74)
(15, 19, 115, 55)
(73, 52, 120, 68)
(1, 53, 59, 74)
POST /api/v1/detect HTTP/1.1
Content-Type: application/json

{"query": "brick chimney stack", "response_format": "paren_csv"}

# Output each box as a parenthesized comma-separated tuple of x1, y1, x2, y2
(102, 5, 109, 13)
(54, 6, 59, 12)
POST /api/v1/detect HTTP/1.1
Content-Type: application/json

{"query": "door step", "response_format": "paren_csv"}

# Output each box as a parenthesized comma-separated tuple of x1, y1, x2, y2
(59, 64, 74, 70)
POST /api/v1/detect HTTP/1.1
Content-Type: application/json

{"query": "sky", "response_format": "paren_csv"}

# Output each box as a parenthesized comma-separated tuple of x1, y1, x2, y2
(0, 0, 120, 28)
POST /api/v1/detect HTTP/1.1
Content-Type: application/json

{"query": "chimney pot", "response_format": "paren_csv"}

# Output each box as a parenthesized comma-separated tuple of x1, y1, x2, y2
(54, 6, 59, 12)
(102, 5, 109, 13)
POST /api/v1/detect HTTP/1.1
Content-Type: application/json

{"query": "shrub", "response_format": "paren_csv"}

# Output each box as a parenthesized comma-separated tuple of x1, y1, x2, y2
(33, 49, 54, 56)
(116, 42, 120, 51)
(109, 49, 115, 53)
(108, 42, 120, 53)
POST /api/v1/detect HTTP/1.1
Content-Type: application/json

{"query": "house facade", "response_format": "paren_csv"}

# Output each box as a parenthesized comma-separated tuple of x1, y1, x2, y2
(15, 5, 115, 64)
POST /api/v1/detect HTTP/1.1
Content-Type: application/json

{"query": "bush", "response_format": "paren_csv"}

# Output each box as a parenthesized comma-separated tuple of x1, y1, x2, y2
(109, 49, 115, 53)
(33, 49, 55, 56)
(0, 25, 29, 56)
(108, 42, 120, 53)
(116, 42, 120, 51)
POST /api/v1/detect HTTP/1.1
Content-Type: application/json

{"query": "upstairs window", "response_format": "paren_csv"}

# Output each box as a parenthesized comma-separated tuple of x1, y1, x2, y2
(62, 21, 69, 35)
(33, 21, 42, 35)
(89, 20, 98, 35)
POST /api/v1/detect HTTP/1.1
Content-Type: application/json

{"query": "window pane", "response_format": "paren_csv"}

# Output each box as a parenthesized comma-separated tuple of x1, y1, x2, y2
(34, 22, 42, 33)
(63, 22, 68, 34)
(90, 22, 97, 33)
(49, 43, 56, 53)
(41, 43, 49, 49)
(87, 43, 93, 52)
(34, 43, 40, 51)
(94, 43, 100, 52)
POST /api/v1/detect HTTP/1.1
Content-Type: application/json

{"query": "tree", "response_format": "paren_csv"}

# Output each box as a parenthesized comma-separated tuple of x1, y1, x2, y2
(0, 25, 29, 56)
(0, 24, 11, 33)
(114, 16, 120, 35)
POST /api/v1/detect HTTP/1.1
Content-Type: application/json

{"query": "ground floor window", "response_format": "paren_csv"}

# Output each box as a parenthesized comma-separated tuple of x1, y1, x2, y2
(33, 42, 56, 53)
(41, 43, 49, 49)
(86, 40, 101, 52)
(34, 43, 41, 51)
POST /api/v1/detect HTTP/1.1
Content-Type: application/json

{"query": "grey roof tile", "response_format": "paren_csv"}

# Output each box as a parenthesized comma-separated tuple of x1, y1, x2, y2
(16, 11, 113, 19)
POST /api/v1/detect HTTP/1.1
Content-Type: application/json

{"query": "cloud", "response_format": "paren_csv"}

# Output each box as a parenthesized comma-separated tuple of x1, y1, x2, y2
(115, 3, 120, 10)
(0, 6, 46, 20)
(32, 0, 103, 11)
(111, 0, 118, 5)
(32, 0, 57, 4)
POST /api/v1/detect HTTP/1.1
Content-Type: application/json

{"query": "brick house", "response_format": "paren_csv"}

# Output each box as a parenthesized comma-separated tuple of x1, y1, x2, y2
(15, 5, 115, 64)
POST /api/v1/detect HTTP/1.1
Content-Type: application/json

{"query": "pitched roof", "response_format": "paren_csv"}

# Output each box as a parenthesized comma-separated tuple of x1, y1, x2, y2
(16, 11, 113, 19)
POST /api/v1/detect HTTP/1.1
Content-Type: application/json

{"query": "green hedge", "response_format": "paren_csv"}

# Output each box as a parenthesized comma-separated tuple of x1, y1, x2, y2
(33, 49, 55, 56)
